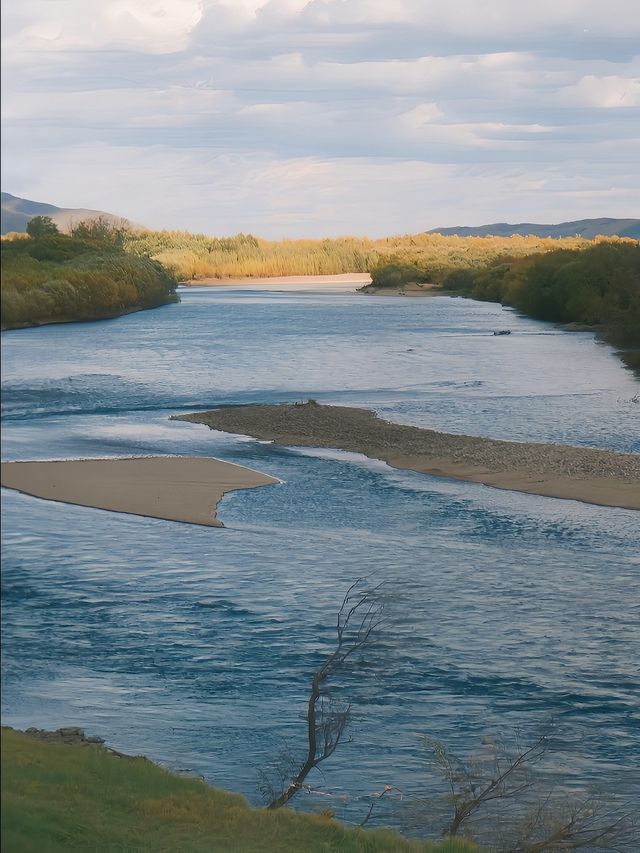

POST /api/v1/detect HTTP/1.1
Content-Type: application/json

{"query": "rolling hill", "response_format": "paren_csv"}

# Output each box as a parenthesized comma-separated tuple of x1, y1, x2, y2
(429, 218, 640, 239)
(1, 192, 138, 235)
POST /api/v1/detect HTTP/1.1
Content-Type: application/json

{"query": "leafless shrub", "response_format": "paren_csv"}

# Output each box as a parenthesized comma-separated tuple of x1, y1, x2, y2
(422, 729, 636, 852)
(424, 731, 548, 838)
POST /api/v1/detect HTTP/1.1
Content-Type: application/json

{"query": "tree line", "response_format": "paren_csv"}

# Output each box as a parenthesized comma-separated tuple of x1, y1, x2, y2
(370, 240, 640, 371)
(1, 217, 178, 329)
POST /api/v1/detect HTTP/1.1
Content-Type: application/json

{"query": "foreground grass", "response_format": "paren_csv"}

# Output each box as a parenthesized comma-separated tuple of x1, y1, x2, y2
(2, 729, 477, 853)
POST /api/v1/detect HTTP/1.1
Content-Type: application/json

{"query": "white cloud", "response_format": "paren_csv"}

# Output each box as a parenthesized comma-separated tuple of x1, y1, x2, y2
(298, 0, 640, 39)
(3, 0, 203, 55)
(2, 0, 639, 234)
(560, 75, 640, 108)
(5, 141, 639, 237)
(400, 103, 444, 128)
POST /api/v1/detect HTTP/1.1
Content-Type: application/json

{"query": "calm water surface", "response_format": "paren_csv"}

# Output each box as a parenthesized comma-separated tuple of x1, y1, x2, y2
(2, 285, 639, 835)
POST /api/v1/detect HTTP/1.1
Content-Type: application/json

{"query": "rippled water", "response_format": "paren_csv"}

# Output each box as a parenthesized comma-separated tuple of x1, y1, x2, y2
(2, 285, 639, 838)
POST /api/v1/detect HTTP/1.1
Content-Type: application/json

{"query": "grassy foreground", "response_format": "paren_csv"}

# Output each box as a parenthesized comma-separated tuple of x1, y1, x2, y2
(1, 729, 477, 853)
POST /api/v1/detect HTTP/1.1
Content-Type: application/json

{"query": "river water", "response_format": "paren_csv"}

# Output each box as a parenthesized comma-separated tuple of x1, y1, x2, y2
(2, 284, 639, 838)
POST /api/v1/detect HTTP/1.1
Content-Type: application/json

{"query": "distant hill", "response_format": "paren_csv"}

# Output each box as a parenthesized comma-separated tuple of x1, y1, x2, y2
(1, 192, 139, 235)
(429, 218, 640, 239)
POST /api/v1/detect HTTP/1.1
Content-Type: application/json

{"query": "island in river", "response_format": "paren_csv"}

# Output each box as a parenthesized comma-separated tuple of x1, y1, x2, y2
(175, 402, 640, 511)
(0, 457, 279, 527)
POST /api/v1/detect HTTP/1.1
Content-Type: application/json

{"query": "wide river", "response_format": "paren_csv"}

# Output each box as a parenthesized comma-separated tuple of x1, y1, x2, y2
(2, 283, 639, 838)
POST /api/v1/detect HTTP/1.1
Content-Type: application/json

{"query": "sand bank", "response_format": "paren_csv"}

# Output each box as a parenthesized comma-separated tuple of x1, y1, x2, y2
(180, 273, 372, 287)
(175, 403, 640, 510)
(0, 456, 279, 527)
(357, 283, 444, 296)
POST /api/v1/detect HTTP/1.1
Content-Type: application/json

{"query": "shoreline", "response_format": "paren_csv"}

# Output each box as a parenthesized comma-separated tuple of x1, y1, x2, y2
(0, 297, 179, 333)
(357, 282, 449, 297)
(175, 403, 640, 511)
(0, 456, 279, 527)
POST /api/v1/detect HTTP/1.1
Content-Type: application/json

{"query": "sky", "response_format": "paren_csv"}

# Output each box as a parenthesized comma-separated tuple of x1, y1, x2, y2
(2, 0, 639, 238)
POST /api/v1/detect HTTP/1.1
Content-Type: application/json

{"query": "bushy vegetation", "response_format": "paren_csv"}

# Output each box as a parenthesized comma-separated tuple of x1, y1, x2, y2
(368, 235, 637, 290)
(1, 219, 178, 329)
(1, 729, 477, 853)
(370, 240, 640, 370)
(125, 229, 596, 282)
(451, 242, 639, 366)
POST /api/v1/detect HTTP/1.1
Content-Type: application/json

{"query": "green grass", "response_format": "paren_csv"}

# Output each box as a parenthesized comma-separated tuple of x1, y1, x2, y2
(2, 729, 477, 853)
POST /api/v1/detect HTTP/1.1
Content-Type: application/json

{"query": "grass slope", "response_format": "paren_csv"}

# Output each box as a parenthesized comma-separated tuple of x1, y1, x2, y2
(1, 729, 477, 853)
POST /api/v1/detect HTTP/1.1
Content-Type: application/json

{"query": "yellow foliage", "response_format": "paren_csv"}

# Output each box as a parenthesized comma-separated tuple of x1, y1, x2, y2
(125, 228, 628, 282)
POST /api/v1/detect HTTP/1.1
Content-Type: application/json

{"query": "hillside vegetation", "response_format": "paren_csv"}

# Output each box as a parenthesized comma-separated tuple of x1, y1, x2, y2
(1, 220, 178, 329)
(124, 229, 595, 282)
(1, 729, 476, 853)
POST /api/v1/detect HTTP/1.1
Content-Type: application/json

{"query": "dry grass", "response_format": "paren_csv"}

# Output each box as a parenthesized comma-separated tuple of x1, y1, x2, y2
(124, 229, 602, 282)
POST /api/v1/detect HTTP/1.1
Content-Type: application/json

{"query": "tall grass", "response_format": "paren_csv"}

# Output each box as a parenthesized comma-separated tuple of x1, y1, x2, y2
(125, 229, 598, 282)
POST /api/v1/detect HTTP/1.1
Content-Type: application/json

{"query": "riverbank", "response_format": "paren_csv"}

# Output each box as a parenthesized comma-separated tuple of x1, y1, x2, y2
(1, 231, 179, 330)
(0, 457, 279, 527)
(0, 298, 178, 332)
(2, 728, 475, 853)
(175, 403, 640, 510)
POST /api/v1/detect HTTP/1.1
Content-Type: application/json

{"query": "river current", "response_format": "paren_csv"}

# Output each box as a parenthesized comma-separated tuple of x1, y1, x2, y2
(2, 284, 639, 836)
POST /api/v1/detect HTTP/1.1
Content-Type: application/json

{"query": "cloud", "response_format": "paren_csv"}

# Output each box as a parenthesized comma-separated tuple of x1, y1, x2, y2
(3, 0, 203, 55)
(5, 137, 638, 238)
(2, 0, 639, 234)
(559, 75, 640, 108)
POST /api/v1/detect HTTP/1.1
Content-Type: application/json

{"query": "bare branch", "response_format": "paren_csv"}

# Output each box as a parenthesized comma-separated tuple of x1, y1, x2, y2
(423, 731, 550, 836)
(265, 579, 384, 810)
(360, 785, 402, 828)
(423, 730, 636, 852)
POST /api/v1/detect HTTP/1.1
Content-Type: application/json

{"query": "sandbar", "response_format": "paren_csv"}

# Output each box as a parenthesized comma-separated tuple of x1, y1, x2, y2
(357, 282, 444, 296)
(0, 456, 279, 527)
(175, 403, 640, 510)
(180, 273, 372, 287)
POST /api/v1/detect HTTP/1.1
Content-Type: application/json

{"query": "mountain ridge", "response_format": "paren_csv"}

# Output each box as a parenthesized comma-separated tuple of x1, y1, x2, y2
(1, 192, 139, 235)
(429, 218, 640, 239)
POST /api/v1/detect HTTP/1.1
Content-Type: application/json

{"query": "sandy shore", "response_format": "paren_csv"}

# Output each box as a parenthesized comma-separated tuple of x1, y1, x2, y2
(357, 282, 444, 296)
(175, 403, 640, 510)
(0, 457, 279, 527)
(180, 273, 372, 287)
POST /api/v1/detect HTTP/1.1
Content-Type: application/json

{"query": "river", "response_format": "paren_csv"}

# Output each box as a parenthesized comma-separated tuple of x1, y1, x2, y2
(2, 283, 639, 838)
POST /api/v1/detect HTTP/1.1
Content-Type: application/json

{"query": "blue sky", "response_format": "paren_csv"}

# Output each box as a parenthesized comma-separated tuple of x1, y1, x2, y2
(2, 0, 639, 237)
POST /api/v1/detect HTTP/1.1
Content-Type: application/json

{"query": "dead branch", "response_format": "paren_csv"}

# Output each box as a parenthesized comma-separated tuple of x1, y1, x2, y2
(360, 785, 402, 827)
(424, 730, 636, 851)
(511, 796, 636, 852)
(424, 731, 549, 837)
(266, 578, 384, 810)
